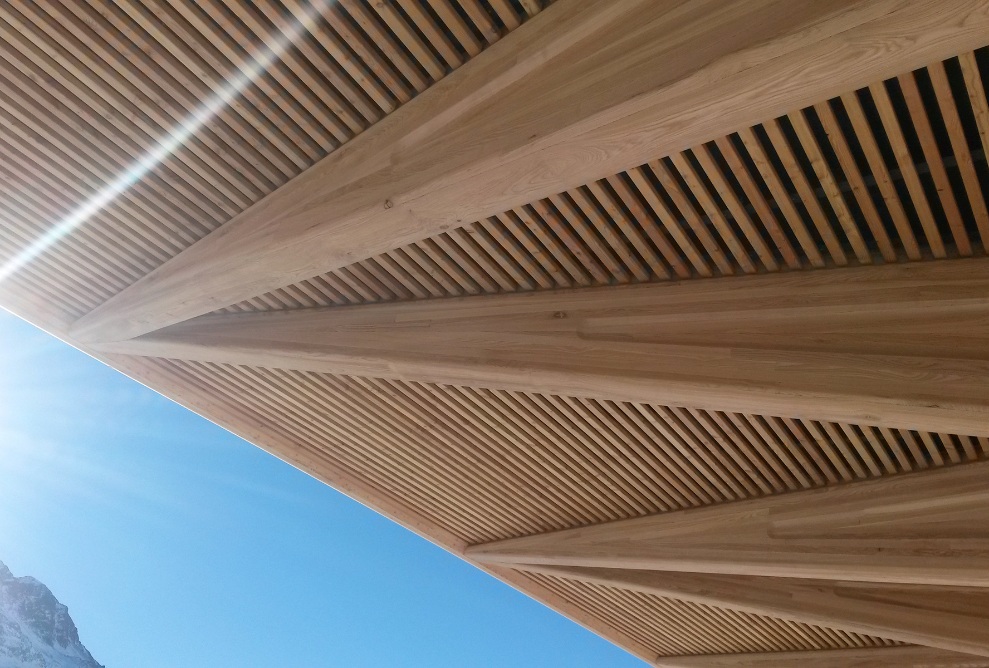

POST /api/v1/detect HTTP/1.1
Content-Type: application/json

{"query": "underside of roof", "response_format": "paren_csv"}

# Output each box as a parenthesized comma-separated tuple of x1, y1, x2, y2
(3, 1, 989, 666)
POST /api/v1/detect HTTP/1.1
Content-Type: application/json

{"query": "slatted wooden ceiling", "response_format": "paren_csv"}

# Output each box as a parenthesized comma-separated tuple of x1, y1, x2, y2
(523, 574, 899, 657)
(4, 1, 989, 666)
(0, 0, 544, 322)
(227, 49, 989, 313)
(125, 355, 917, 659)
(147, 361, 987, 544)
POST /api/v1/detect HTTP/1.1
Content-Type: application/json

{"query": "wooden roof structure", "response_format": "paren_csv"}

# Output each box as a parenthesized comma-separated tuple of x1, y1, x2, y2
(3, 1, 989, 665)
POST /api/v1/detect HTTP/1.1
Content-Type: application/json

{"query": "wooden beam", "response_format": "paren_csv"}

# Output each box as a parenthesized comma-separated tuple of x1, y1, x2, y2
(69, 0, 989, 344)
(467, 459, 989, 587)
(521, 565, 989, 657)
(653, 647, 989, 668)
(91, 257, 989, 435)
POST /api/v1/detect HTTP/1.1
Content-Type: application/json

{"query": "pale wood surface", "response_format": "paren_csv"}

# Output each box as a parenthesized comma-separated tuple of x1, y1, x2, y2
(201, 53, 989, 320)
(524, 568, 901, 656)
(0, 0, 544, 322)
(654, 647, 989, 668)
(523, 565, 989, 656)
(69, 0, 989, 343)
(94, 257, 989, 435)
(468, 458, 989, 586)
(195, 48, 989, 321)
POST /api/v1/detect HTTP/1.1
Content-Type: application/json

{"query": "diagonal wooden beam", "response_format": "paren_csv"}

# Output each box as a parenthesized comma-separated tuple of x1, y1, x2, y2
(467, 459, 989, 587)
(69, 0, 989, 344)
(90, 258, 989, 435)
(653, 647, 989, 668)
(521, 565, 989, 657)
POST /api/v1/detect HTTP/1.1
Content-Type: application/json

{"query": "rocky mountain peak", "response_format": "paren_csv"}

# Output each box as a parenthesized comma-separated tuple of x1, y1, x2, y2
(0, 561, 103, 668)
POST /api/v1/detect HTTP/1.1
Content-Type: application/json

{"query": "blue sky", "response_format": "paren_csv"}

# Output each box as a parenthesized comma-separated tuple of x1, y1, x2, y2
(0, 310, 645, 667)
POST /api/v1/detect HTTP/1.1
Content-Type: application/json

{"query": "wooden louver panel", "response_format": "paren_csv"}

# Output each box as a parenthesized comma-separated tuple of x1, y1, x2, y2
(521, 565, 989, 655)
(0, 0, 546, 322)
(111, 351, 988, 657)
(653, 647, 989, 667)
(522, 571, 897, 658)
(229, 49, 989, 315)
(67, 0, 989, 344)
(142, 359, 988, 548)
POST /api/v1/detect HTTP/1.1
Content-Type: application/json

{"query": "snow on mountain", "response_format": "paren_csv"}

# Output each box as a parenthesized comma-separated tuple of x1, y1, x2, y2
(0, 561, 103, 668)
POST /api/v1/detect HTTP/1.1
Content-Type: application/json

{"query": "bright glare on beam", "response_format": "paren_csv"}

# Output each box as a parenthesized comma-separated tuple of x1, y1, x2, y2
(0, 1, 333, 285)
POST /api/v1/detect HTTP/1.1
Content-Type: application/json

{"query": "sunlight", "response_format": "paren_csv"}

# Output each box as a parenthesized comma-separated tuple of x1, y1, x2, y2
(0, 428, 152, 506)
(0, 312, 178, 516)
(0, 1, 333, 285)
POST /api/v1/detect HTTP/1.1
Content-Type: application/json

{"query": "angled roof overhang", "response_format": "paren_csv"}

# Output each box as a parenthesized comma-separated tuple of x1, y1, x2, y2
(3, 1, 989, 665)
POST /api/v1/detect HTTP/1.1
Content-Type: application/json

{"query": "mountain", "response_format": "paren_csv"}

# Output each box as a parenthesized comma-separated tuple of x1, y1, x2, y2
(0, 561, 103, 668)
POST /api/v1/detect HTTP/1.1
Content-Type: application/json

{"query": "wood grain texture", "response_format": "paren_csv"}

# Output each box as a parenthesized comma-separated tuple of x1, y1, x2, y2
(654, 647, 989, 668)
(0, 0, 542, 323)
(523, 565, 989, 656)
(69, 0, 989, 343)
(210, 50, 989, 319)
(93, 257, 989, 435)
(525, 569, 898, 656)
(468, 458, 989, 586)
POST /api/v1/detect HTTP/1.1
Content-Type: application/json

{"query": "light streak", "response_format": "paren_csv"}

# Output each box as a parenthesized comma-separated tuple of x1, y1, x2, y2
(0, 1, 331, 283)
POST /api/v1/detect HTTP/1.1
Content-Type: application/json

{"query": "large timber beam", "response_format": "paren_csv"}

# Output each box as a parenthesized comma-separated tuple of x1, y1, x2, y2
(90, 258, 989, 435)
(69, 0, 989, 344)
(521, 565, 989, 657)
(467, 459, 989, 587)
(653, 647, 989, 668)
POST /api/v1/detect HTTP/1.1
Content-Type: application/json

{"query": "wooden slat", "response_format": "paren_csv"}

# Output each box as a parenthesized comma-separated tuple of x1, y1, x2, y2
(654, 647, 989, 668)
(524, 571, 893, 657)
(69, 0, 989, 343)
